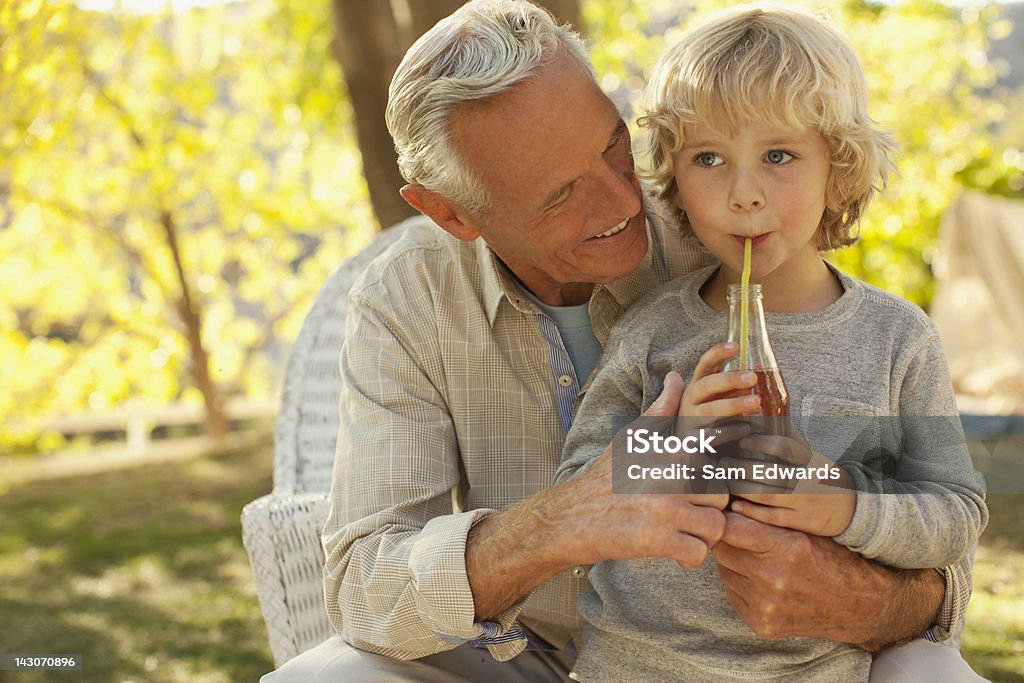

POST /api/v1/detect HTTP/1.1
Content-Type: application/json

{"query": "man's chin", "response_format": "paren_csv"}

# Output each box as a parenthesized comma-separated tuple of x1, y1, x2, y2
(598, 238, 649, 283)
(615, 220, 649, 272)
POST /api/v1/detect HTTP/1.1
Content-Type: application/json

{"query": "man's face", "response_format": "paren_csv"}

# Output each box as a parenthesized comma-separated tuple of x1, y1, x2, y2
(448, 55, 648, 306)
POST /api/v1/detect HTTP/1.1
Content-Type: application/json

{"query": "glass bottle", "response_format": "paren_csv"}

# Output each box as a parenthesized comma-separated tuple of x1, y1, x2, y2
(722, 283, 789, 417)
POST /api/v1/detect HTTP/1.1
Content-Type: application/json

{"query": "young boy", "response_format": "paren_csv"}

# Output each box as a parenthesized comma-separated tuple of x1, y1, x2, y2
(555, 5, 987, 681)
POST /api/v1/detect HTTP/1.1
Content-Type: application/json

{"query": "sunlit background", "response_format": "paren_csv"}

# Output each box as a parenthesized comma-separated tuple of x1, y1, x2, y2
(2, 0, 1022, 450)
(1, 1, 1022, 680)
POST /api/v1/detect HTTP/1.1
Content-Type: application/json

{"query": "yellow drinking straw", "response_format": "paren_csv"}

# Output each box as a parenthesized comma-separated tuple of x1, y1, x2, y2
(739, 238, 752, 370)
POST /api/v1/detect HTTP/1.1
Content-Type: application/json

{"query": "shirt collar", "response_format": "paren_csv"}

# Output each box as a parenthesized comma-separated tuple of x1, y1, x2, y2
(477, 237, 540, 325)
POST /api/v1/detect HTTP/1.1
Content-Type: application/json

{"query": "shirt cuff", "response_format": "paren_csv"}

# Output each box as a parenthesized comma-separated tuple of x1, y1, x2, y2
(922, 557, 973, 645)
(408, 510, 532, 661)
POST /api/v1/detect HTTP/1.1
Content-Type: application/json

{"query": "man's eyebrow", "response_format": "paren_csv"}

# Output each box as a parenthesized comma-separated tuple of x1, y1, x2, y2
(540, 178, 575, 211)
(539, 120, 628, 210)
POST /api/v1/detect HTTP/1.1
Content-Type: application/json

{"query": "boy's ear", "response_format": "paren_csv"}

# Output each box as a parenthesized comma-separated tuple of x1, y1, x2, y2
(400, 184, 482, 242)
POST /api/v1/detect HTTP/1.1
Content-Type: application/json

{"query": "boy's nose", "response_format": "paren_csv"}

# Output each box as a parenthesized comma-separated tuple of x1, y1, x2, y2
(729, 171, 765, 211)
(731, 195, 764, 211)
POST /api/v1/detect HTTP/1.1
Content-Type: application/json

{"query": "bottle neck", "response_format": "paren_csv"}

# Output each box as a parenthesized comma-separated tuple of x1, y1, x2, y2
(725, 286, 779, 371)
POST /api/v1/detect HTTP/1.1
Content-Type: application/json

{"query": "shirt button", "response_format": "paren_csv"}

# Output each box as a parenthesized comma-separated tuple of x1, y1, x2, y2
(558, 374, 573, 387)
(571, 566, 586, 578)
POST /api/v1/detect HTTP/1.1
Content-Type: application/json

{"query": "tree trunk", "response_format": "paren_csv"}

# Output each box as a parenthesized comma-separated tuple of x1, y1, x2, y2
(404, 0, 463, 43)
(535, 0, 582, 31)
(330, 1, 417, 231)
(83, 62, 228, 440)
(330, 0, 582, 232)
(405, 1, 582, 35)
(160, 208, 229, 440)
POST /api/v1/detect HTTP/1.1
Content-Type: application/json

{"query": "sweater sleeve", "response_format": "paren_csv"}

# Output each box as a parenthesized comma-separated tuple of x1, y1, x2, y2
(835, 331, 987, 570)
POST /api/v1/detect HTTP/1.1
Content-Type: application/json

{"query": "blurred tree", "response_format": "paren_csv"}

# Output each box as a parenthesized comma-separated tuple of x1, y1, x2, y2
(0, 0, 372, 449)
(0, 0, 1010, 454)
(819, 1, 1005, 308)
(329, 0, 581, 231)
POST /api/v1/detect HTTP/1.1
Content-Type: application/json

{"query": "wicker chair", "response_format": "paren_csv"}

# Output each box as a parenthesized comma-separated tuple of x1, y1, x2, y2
(241, 218, 420, 666)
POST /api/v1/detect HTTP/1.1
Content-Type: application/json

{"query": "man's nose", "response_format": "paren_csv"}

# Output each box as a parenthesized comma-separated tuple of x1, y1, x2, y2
(596, 155, 642, 218)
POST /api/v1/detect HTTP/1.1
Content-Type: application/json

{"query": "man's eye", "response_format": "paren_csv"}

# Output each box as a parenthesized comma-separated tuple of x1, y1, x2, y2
(765, 150, 794, 164)
(696, 152, 721, 167)
(550, 185, 571, 207)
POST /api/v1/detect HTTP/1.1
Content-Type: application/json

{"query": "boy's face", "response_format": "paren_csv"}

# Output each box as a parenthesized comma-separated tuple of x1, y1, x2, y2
(673, 121, 830, 286)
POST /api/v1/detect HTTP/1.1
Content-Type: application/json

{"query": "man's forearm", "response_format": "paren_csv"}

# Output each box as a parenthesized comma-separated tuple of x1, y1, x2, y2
(857, 565, 945, 652)
(466, 449, 729, 621)
(464, 482, 581, 621)
(714, 513, 947, 651)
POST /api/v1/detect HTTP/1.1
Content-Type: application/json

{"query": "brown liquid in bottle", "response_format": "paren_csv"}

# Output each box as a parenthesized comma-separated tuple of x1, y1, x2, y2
(715, 368, 789, 416)
(715, 284, 791, 467)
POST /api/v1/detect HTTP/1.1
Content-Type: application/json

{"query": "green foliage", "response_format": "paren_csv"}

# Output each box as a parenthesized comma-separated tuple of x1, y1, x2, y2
(585, 0, 1014, 310)
(826, 1, 1005, 307)
(0, 0, 374, 451)
(1, 0, 1017, 453)
(583, 0, 678, 108)
(956, 86, 1024, 198)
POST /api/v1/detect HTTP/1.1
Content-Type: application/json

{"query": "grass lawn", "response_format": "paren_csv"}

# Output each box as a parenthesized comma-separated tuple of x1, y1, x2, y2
(0, 436, 1021, 681)
(0, 443, 276, 682)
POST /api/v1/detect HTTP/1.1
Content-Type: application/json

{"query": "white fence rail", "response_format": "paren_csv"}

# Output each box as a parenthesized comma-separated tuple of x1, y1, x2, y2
(44, 397, 279, 457)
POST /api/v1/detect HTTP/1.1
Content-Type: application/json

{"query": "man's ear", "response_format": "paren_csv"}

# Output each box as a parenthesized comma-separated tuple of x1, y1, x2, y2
(400, 184, 482, 242)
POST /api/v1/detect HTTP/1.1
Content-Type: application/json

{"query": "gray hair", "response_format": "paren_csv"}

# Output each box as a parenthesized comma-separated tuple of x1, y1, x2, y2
(386, 0, 592, 215)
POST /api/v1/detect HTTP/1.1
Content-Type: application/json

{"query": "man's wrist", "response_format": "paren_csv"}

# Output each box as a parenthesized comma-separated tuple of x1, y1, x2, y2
(855, 564, 945, 653)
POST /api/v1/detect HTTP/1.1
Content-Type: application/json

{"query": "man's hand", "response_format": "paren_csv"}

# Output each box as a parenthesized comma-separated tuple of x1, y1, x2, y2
(467, 372, 730, 621)
(556, 371, 731, 569)
(711, 512, 944, 652)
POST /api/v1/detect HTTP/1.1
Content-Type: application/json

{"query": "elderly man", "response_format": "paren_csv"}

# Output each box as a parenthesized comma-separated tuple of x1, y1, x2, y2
(262, 1, 978, 681)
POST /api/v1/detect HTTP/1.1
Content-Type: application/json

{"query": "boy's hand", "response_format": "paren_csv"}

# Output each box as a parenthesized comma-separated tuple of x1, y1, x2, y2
(729, 490, 856, 538)
(680, 342, 759, 420)
(726, 430, 857, 537)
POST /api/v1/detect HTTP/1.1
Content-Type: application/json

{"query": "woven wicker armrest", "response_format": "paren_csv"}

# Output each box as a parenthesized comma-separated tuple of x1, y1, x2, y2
(242, 492, 333, 666)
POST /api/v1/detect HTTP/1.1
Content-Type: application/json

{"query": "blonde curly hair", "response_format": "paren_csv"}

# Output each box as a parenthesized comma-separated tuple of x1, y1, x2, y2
(639, 3, 896, 250)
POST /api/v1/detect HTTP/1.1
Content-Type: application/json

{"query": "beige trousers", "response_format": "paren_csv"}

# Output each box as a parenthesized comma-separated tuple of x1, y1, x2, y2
(260, 636, 989, 683)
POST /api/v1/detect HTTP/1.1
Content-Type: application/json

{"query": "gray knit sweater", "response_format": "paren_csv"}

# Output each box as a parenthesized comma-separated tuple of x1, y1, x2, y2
(556, 264, 987, 682)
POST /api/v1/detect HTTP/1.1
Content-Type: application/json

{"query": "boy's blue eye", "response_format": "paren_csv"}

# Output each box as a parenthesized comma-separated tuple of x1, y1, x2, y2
(696, 152, 721, 167)
(765, 150, 793, 164)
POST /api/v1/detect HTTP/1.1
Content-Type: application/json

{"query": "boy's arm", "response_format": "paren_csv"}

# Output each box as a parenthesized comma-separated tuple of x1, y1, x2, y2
(717, 329, 981, 647)
(835, 332, 987, 569)
(731, 423, 985, 569)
